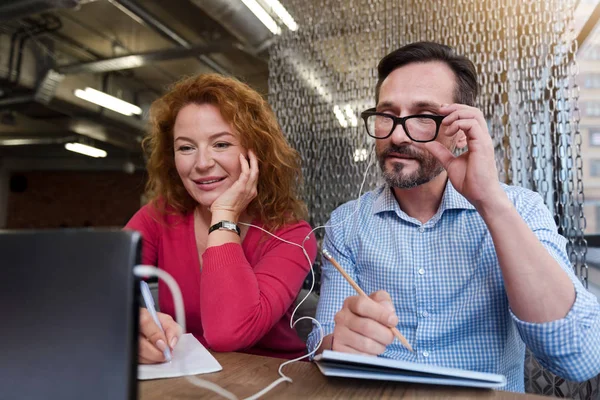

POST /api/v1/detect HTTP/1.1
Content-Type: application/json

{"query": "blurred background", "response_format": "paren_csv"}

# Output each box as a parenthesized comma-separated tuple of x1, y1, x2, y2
(1, 0, 599, 397)
(0, 0, 599, 295)
(0, 0, 270, 230)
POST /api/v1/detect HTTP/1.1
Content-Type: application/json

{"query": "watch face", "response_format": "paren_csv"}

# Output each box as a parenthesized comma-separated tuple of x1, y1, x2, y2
(222, 221, 236, 230)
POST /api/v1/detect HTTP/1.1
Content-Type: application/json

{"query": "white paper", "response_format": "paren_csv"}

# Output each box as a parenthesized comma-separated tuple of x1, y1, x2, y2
(138, 333, 222, 380)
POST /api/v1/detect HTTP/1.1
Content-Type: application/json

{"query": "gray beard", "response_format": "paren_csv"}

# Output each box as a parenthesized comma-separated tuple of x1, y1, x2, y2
(381, 159, 444, 189)
(377, 143, 451, 189)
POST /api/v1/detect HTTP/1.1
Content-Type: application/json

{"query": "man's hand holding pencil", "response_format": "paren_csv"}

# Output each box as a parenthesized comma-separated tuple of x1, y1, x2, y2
(322, 250, 413, 355)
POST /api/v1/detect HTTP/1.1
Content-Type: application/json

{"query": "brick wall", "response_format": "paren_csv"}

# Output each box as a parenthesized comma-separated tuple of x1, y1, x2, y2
(6, 171, 146, 229)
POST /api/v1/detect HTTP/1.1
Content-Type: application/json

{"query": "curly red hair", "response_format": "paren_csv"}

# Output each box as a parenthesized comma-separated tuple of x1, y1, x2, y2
(143, 73, 307, 230)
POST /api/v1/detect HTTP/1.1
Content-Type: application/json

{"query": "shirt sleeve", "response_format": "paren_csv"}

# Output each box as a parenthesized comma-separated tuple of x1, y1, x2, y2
(306, 205, 358, 355)
(510, 190, 600, 382)
(200, 221, 317, 352)
(124, 205, 159, 267)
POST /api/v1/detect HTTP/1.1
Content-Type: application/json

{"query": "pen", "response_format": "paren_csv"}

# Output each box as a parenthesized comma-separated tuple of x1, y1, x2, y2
(140, 280, 172, 362)
(322, 249, 414, 352)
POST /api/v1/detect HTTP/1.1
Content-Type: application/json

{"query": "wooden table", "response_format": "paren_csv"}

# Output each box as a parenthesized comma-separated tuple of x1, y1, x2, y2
(140, 351, 548, 399)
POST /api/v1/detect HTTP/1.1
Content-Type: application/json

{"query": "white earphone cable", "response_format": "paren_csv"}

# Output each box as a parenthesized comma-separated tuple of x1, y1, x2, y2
(134, 144, 376, 399)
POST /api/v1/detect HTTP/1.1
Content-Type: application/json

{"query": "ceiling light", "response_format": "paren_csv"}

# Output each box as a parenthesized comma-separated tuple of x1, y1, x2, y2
(333, 105, 348, 128)
(74, 87, 142, 116)
(108, 0, 146, 25)
(344, 105, 358, 127)
(240, 0, 281, 35)
(65, 142, 107, 158)
(262, 0, 298, 31)
(353, 148, 368, 162)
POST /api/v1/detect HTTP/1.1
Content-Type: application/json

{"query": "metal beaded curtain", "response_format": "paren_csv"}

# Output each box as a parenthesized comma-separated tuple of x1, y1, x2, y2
(269, 0, 594, 397)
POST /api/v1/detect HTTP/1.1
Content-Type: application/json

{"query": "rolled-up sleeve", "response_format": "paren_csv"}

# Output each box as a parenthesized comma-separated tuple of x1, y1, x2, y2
(511, 189, 600, 382)
(510, 283, 600, 382)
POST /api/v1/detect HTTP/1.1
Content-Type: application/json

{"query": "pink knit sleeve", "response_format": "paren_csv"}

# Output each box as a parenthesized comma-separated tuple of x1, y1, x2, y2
(200, 221, 317, 351)
(124, 205, 160, 266)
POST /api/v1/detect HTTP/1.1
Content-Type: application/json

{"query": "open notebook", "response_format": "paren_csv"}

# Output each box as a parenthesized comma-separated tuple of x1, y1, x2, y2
(314, 350, 506, 389)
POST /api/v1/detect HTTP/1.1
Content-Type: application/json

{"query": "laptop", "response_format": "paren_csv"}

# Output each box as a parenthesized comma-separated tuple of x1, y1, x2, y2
(0, 229, 141, 400)
(314, 350, 506, 389)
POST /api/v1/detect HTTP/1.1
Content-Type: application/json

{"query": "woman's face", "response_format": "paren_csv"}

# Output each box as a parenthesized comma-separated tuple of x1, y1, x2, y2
(173, 103, 246, 208)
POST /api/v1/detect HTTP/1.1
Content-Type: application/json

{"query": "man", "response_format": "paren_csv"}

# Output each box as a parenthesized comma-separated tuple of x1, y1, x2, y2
(307, 41, 600, 392)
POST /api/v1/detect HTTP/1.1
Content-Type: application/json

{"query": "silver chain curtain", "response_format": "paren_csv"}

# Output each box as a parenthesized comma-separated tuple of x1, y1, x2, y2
(269, 0, 595, 397)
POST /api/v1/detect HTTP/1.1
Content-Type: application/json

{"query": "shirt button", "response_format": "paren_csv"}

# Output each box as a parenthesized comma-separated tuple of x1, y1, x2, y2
(422, 351, 430, 357)
(419, 227, 425, 233)
(418, 268, 425, 275)
(422, 311, 429, 317)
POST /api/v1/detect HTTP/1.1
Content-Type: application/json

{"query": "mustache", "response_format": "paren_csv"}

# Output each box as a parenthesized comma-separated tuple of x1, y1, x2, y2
(379, 145, 424, 160)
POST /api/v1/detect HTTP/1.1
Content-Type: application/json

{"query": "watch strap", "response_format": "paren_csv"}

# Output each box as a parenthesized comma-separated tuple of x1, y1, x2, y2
(208, 220, 240, 236)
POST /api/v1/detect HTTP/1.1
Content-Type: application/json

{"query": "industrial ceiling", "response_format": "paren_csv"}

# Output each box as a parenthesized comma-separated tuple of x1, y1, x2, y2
(0, 0, 275, 168)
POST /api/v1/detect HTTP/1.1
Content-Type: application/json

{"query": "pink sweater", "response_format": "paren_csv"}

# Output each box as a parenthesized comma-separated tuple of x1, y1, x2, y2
(126, 205, 317, 359)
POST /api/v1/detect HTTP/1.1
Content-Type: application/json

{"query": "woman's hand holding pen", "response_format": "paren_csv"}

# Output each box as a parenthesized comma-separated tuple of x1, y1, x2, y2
(138, 308, 183, 364)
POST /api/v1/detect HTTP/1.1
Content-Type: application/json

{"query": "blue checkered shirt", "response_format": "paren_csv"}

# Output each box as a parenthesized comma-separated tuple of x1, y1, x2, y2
(307, 182, 600, 392)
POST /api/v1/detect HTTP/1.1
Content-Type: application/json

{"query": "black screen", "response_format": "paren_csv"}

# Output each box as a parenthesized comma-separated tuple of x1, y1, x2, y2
(0, 229, 141, 400)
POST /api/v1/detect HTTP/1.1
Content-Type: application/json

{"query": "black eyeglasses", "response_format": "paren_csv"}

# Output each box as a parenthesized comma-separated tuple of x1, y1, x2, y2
(360, 108, 445, 143)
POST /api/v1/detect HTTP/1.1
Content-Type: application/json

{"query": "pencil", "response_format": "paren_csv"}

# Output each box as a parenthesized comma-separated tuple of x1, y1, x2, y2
(322, 249, 414, 352)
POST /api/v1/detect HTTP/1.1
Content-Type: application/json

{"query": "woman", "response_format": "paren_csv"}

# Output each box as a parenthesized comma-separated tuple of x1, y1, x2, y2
(126, 73, 317, 363)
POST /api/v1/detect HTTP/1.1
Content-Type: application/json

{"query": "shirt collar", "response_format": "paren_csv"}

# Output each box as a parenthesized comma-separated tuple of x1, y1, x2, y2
(440, 181, 476, 211)
(373, 180, 475, 217)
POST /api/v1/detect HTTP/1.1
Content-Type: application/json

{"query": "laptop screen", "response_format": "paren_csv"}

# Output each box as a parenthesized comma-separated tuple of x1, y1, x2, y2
(0, 229, 141, 400)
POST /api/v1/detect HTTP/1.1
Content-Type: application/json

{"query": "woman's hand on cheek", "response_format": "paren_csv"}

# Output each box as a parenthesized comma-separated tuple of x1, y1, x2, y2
(209, 149, 259, 221)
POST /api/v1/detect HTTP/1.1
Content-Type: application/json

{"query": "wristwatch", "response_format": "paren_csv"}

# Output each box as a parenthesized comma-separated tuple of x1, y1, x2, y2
(208, 220, 241, 236)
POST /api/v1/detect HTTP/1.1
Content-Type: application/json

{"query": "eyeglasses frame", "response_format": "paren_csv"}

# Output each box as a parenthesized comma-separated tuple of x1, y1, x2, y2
(360, 108, 446, 143)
